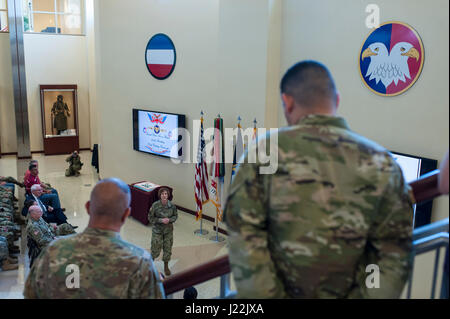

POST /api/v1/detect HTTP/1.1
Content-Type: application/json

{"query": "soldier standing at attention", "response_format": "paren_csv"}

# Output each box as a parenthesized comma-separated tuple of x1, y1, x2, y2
(24, 178, 165, 299)
(224, 60, 414, 298)
(148, 187, 178, 276)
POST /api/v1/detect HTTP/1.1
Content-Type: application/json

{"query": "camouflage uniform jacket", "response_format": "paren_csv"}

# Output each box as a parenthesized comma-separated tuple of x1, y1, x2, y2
(224, 114, 414, 299)
(24, 227, 165, 299)
(26, 217, 56, 249)
(148, 200, 178, 233)
(66, 155, 83, 170)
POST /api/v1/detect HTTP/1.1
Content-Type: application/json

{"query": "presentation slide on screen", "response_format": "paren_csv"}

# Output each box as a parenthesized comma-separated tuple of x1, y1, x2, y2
(138, 110, 180, 158)
(392, 153, 421, 183)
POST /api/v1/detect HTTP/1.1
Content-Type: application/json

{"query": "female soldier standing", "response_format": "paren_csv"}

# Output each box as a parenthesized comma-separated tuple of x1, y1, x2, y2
(148, 187, 178, 276)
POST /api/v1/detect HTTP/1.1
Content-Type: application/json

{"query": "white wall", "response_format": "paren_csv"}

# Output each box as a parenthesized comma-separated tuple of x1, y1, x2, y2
(23, 33, 91, 151)
(0, 33, 16, 154)
(279, 0, 449, 222)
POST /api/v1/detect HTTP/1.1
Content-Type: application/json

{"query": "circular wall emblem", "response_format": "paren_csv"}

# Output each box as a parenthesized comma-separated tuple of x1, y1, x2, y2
(145, 34, 176, 80)
(359, 22, 424, 96)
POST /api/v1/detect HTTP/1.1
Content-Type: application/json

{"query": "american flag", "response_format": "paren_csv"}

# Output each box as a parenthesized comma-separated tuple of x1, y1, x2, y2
(194, 115, 209, 220)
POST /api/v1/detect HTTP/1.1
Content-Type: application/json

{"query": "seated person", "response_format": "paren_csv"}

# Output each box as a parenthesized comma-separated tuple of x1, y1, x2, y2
(25, 165, 62, 210)
(24, 160, 53, 190)
(24, 164, 60, 211)
(27, 184, 75, 228)
(26, 205, 76, 250)
(65, 151, 83, 177)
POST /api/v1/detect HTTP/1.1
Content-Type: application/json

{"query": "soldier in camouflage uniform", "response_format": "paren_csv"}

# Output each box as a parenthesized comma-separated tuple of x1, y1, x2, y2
(224, 61, 414, 299)
(24, 178, 165, 299)
(148, 187, 178, 276)
(65, 151, 83, 177)
(0, 235, 18, 271)
(26, 205, 76, 250)
(0, 181, 21, 262)
(1, 176, 25, 188)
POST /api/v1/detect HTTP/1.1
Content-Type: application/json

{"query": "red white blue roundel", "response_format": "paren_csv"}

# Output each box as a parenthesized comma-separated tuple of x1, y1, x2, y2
(359, 22, 424, 96)
(146, 34, 176, 80)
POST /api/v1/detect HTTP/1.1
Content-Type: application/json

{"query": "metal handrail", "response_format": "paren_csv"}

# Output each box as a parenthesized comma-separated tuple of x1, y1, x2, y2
(413, 232, 449, 254)
(163, 169, 446, 298)
(407, 232, 449, 299)
(413, 218, 449, 241)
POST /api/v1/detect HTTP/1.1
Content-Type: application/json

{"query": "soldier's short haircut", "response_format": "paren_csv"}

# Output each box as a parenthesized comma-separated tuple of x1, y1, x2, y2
(90, 178, 131, 219)
(28, 205, 42, 218)
(280, 60, 337, 107)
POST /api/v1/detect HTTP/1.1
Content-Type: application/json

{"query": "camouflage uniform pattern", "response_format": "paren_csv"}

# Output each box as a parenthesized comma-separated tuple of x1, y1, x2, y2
(0, 236, 8, 261)
(0, 176, 24, 187)
(225, 115, 414, 299)
(148, 200, 178, 262)
(65, 154, 83, 176)
(24, 227, 165, 299)
(0, 181, 21, 258)
(26, 217, 75, 250)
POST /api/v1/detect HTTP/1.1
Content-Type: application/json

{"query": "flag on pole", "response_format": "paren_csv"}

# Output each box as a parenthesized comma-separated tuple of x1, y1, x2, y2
(194, 114, 209, 220)
(210, 117, 225, 221)
(231, 121, 244, 185)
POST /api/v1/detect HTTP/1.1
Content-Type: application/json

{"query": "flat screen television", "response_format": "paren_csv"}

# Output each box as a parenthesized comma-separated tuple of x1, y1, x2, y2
(132, 109, 186, 160)
(391, 151, 438, 228)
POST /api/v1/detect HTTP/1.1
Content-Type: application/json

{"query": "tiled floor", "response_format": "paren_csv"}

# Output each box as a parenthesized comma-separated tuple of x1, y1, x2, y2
(0, 151, 233, 299)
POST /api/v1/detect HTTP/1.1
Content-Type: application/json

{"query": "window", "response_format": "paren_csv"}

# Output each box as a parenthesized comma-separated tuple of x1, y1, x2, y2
(23, 0, 84, 35)
(0, 0, 8, 32)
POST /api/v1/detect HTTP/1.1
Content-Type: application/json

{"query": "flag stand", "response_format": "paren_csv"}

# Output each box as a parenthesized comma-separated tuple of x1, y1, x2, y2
(194, 217, 209, 236)
(209, 216, 225, 242)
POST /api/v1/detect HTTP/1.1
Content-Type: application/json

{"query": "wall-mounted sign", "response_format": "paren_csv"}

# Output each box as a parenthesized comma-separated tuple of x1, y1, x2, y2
(145, 34, 176, 80)
(359, 22, 424, 97)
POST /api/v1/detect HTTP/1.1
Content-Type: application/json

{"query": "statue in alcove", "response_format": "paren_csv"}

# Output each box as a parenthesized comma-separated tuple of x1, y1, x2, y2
(51, 95, 71, 135)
